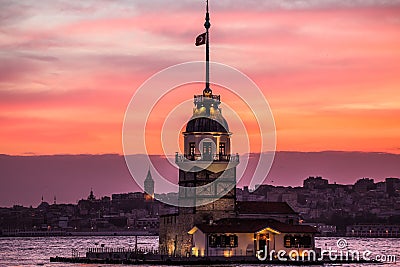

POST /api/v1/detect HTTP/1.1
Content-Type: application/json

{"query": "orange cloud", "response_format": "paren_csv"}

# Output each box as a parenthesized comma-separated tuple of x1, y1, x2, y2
(1, 3, 399, 155)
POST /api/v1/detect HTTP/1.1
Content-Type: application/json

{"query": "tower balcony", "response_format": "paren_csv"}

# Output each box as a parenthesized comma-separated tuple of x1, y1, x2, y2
(175, 153, 239, 163)
(194, 94, 220, 104)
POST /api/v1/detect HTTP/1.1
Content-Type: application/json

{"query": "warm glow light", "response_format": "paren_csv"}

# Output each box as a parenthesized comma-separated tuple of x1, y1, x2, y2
(187, 227, 198, 235)
(223, 250, 232, 257)
(191, 247, 199, 257)
(258, 227, 281, 235)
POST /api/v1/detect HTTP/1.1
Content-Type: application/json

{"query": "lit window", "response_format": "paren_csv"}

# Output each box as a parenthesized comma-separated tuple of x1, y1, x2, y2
(219, 143, 225, 155)
(209, 234, 238, 248)
(189, 143, 195, 155)
(284, 235, 291, 248)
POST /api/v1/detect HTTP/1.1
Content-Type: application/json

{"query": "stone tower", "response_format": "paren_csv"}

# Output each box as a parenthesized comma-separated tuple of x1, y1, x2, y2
(158, 0, 239, 256)
(172, 87, 240, 256)
(144, 168, 155, 201)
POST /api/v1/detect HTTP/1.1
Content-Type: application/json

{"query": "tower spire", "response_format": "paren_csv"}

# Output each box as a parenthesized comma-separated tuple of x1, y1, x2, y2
(144, 167, 155, 200)
(204, 0, 212, 96)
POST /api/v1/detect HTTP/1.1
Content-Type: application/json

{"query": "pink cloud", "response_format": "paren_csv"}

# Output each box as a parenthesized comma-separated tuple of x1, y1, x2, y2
(0, 2, 399, 155)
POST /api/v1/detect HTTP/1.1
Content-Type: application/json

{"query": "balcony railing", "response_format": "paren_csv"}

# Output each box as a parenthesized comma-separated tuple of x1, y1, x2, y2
(194, 94, 220, 103)
(175, 153, 239, 163)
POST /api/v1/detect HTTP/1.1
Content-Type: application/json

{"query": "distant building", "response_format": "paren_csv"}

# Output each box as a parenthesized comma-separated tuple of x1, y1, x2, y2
(302, 223, 337, 236)
(354, 178, 375, 193)
(386, 178, 400, 197)
(346, 224, 400, 237)
(136, 217, 159, 230)
(303, 176, 328, 190)
(144, 168, 155, 201)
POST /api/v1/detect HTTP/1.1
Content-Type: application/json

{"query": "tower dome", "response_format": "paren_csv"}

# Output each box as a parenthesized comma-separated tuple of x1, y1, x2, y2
(186, 116, 229, 133)
(179, 88, 233, 163)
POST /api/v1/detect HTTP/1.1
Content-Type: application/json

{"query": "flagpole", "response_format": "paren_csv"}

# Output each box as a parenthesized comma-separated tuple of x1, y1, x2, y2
(204, 0, 211, 93)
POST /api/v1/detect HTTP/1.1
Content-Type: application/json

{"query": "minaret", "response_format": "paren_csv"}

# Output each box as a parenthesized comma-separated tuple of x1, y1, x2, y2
(144, 168, 155, 201)
(172, 0, 240, 255)
(88, 188, 95, 201)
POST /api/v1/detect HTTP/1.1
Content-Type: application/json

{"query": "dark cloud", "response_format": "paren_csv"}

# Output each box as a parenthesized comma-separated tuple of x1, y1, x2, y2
(0, 87, 112, 109)
(3, 0, 399, 26)
(0, 56, 39, 82)
(130, 0, 400, 12)
(0, 1, 33, 26)
(19, 53, 59, 62)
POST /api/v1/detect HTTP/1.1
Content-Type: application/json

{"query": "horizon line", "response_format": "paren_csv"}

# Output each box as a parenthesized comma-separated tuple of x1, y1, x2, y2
(5, 176, 399, 209)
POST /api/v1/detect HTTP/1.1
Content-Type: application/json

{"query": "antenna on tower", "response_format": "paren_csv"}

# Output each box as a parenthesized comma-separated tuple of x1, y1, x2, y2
(204, 0, 211, 94)
(195, 0, 212, 97)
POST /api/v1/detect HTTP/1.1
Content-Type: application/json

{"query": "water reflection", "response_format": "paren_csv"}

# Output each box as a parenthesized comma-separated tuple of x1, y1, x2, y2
(0, 236, 398, 266)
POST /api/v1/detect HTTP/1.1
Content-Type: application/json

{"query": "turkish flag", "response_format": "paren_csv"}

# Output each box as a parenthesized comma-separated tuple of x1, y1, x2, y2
(195, 32, 207, 46)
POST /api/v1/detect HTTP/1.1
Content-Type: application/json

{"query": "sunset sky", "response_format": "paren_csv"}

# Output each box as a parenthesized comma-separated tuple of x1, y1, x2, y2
(1, 0, 400, 156)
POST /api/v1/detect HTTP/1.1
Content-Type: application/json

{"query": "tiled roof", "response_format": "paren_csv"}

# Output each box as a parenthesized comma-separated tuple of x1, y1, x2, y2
(195, 218, 270, 233)
(236, 201, 297, 214)
(194, 218, 317, 234)
(269, 220, 318, 233)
